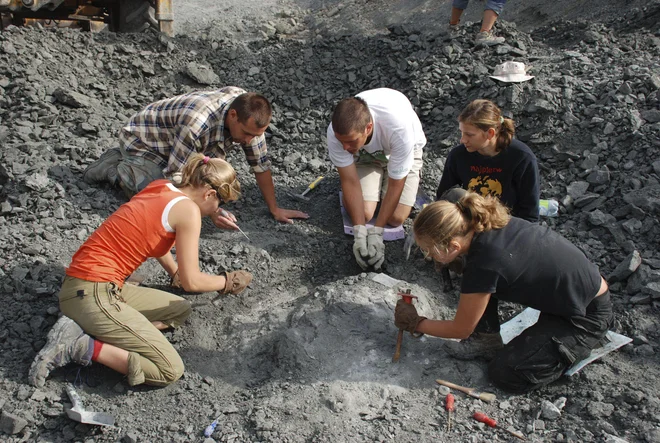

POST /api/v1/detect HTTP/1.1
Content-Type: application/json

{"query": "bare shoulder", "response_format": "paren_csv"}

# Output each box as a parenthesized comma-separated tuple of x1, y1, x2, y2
(169, 197, 201, 229)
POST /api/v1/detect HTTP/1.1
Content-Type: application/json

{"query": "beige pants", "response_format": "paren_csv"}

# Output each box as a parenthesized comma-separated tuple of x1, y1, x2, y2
(356, 154, 423, 206)
(59, 276, 191, 386)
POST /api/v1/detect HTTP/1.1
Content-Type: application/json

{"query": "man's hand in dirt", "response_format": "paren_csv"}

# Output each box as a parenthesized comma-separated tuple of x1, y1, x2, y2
(272, 207, 309, 224)
(213, 208, 239, 230)
(367, 226, 385, 270)
(353, 225, 369, 270)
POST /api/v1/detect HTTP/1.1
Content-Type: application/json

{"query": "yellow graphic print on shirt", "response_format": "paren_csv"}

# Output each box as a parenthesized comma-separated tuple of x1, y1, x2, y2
(355, 149, 389, 169)
(468, 175, 503, 198)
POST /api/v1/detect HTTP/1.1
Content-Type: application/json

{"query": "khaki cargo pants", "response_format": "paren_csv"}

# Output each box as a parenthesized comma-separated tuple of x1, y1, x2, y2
(59, 276, 192, 386)
(356, 150, 423, 206)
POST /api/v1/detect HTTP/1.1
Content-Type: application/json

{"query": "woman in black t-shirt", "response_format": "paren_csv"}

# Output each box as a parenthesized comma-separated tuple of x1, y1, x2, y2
(395, 191, 613, 393)
(436, 99, 540, 222)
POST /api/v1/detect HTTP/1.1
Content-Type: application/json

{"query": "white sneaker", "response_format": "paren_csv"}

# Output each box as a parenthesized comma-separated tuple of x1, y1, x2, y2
(475, 31, 505, 46)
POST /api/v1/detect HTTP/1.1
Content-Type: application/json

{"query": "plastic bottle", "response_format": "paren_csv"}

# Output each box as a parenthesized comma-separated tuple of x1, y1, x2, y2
(539, 199, 559, 217)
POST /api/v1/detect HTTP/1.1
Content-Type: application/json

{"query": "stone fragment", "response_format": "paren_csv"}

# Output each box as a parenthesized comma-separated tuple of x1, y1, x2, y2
(588, 209, 610, 226)
(30, 390, 46, 401)
(622, 218, 642, 234)
(186, 63, 220, 85)
(566, 181, 589, 199)
(608, 250, 642, 282)
(653, 160, 660, 175)
(641, 110, 660, 123)
(580, 154, 599, 170)
(122, 431, 139, 443)
(630, 294, 651, 304)
(622, 185, 660, 212)
(540, 399, 562, 420)
(587, 168, 610, 185)
(586, 401, 615, 417)
(16, 386, 31, 401)
(643, 282, 660, 299)
(635, 344, 655, 356)
(603, 433, 629, 443)
(0, 410, 28, 435)
(53, 88, 91, 108)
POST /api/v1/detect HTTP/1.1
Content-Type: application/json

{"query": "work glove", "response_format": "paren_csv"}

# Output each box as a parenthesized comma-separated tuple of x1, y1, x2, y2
(394, 298, 426, 337)
(170, 270, 182, 289)
(367, 226, 385, 270)
(353, 225, 369, 270)
(221, 270, 253, 295)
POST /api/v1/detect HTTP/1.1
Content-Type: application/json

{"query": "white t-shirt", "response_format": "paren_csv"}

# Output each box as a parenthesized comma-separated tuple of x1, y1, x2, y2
(327, 88, 426, 180)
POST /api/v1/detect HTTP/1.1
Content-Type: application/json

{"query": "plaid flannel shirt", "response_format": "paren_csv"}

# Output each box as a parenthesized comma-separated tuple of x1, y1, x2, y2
(119, 86, 271, 176)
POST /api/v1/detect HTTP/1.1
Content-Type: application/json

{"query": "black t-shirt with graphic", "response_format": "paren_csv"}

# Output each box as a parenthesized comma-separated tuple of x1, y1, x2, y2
(436, 139, 540, 222)
(461, 217, 602, 318)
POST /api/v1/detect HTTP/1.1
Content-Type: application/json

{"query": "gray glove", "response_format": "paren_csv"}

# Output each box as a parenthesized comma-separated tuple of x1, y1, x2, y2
(367, 226, 385, 270)
(353, 225, 369, 270)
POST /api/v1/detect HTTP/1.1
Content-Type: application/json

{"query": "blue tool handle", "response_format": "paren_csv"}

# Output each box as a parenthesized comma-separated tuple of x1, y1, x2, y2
(204, 420, 218, 437)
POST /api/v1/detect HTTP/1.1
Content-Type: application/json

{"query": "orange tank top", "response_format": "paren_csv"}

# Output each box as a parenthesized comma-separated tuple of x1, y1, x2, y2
(67, 180, 189, 287)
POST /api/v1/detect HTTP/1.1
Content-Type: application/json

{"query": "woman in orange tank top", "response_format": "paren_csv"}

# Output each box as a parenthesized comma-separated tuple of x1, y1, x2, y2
(30, 153, 252, 388)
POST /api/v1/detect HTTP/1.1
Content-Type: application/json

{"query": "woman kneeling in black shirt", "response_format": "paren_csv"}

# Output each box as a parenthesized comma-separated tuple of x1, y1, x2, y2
(396, 191, 613, 393)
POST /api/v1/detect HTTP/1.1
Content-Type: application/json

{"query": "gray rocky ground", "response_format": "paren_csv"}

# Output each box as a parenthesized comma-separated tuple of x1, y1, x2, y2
(1, 0, 660, 441)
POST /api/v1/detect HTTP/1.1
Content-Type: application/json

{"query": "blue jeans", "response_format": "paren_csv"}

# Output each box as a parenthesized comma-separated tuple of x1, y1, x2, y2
(452, 0, 506, 14)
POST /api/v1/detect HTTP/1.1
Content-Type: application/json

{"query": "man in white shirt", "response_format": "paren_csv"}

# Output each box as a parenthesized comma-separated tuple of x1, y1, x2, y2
(327, 88, 426, 270)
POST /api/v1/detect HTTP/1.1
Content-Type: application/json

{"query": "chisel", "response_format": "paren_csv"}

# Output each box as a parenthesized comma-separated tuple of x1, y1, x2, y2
(473, 412, 526, 441)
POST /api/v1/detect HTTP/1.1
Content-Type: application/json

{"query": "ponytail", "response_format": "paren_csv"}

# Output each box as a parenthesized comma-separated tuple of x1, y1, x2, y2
(177, 153, 241, 203)
(414, 192, 510, 251)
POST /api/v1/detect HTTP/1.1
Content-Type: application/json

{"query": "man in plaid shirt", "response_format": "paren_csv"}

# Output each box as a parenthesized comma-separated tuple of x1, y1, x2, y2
(84, 86, 308, 227)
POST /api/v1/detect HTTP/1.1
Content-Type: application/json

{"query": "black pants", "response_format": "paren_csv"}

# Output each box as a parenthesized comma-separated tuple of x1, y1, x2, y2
(487, 291, 614, 393)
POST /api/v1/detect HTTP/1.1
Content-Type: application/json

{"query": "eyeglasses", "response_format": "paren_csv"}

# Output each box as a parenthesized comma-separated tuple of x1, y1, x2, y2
(204, 180, 225, 207)
(419, 244, 441, 259)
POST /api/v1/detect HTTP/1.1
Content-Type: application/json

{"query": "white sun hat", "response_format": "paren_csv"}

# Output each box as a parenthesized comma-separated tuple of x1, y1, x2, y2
(490, 61, 534, 83)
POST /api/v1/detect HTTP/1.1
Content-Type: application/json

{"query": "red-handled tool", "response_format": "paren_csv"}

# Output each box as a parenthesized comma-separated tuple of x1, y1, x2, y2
(445, 393, 455, 431)
(473, 412, 526, 441)
(392, 289, 418, 363)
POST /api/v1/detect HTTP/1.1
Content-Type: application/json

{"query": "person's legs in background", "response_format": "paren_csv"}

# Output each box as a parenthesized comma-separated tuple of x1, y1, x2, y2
(450, 0, 469, 26)
(475, 0, 506, 45)
(83, 147, 165, 199)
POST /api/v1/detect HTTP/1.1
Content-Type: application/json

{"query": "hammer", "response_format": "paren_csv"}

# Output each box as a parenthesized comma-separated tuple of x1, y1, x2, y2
(290, 176, 324, 202)
(392, 288, 417, 363)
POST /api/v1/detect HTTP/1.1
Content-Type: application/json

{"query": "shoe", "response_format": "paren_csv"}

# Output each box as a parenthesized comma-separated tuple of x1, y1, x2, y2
(83, 148, 122, 185)
(29, 316, 94, 387)
(475, 31, 505, 46)
(444, 331, 504, 361)
(448, 23, 461, 39)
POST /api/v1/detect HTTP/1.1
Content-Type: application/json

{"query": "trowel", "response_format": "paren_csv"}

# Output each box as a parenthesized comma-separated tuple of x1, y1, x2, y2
(65, 385, 115, 427)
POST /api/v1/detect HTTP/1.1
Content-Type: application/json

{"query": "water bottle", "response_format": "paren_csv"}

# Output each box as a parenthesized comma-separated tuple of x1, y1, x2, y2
(539, 199, 559, 217)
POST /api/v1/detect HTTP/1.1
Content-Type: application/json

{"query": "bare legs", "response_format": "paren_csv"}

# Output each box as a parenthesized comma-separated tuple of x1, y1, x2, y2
(449, 7, 499, 32)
